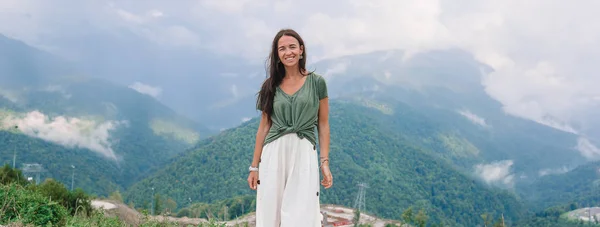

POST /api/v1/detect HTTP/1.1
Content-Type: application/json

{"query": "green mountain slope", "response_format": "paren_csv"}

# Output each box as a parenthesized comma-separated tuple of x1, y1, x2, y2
(517, 161, 600, 211)
(0, 34, 214, 196)
(515, 198, 600, 227)
(124, 100, 527, 226)
(310, 49, 584, 185)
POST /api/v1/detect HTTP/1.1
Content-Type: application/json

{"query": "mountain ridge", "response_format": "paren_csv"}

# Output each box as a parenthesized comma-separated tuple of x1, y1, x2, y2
(124, 100, 529, 226)
(0, 33, 215, 196)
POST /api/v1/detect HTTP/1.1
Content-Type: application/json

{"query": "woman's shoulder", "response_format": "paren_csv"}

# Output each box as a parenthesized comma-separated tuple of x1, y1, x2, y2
(307, 71, 328, 99)
(308, 71, 326, 83)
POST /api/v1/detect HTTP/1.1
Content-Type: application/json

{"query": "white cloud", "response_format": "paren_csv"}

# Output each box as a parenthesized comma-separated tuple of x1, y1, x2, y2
(230, 84, 238, 98)
(146, 9, 163, 18)
(198, 0, 252, 14)
(302, 0, 452, 61)
(322, 61, 349, 81)
(241, 117, 251, 123)
(220, 73, 239, 78)
(474, 160, 515, 187)
(128, 82, 162, 98)
(41, 85, 71, 99)
(576, 137, 600, 161)
(1, 0, 599, 138)
(115, 8, 144, 24)
(457, 109, 489, 127)
(0, 111, 124, 160)
(0, 88, 20, 103)
(539, 166, 571, 177)
(161, 25, 201, 47)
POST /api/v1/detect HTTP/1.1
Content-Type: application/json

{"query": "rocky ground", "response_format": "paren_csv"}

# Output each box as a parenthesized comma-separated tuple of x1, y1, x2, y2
(563, 206, 600, 223)
(91, 200, 405, 227)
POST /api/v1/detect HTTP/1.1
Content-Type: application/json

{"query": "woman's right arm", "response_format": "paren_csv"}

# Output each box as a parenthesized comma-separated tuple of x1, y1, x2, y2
(248, 112, 270, 190)
(251, 112, 270, 168)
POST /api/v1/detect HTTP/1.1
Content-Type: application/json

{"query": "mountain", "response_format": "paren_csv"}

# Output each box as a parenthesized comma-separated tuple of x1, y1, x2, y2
(31, 29, 600, 148)
(306, 49, 586, 184)
(0, 34, 214, 196)
(3, 29, 596, 225)
(118, 48, 595, 226)
(124, 100, 528, 227)
(40, 30, 262, 132)
(109, 45, 587, 185)
(517, 161, 600, 211)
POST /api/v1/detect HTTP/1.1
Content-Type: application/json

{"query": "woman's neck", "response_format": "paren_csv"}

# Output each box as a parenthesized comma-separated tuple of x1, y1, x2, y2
(284, 66, 304, 80)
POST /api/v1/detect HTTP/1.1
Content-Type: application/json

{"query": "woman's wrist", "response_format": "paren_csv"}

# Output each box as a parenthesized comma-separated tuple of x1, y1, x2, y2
(319, 157, 329, 168)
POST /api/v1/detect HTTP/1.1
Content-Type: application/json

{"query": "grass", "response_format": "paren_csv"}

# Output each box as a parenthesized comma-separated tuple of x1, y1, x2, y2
(6, 209, 252, 227)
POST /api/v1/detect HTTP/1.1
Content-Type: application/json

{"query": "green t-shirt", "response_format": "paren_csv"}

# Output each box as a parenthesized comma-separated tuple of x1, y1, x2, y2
(258, 72, 328, 148)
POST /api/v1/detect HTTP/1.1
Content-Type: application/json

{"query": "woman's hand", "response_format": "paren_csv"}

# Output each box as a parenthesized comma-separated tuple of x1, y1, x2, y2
(320, 159, 333, 189)
(248, 171, 259, 190)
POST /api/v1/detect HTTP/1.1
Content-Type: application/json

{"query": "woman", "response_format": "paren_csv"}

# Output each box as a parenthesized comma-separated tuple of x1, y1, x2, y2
(247, 28, 333, 226)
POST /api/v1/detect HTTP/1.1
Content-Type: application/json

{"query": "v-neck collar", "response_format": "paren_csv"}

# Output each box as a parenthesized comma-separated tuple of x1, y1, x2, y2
(278, 73, 311, 97)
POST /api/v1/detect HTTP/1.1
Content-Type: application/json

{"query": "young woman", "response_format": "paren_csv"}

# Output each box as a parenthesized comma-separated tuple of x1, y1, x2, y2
(248, 28, 333, 226)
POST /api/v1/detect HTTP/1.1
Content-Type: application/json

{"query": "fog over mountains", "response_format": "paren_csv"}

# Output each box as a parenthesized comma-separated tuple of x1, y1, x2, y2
(1, 1, 599, 225)
(2, 1, 599, 141)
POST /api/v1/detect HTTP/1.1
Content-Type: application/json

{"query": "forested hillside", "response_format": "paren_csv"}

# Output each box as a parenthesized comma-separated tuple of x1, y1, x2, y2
(516, 199, 600, 226)
(1, 32, 596, 226)
(0, 35, 214, 196)
(124, 100, 528, 226)
(517, 161, 600, 211)
(314, 50, 584, 183)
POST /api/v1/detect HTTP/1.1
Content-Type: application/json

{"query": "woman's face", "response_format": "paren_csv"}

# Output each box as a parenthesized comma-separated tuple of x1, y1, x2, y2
(277, 35, 303, 68)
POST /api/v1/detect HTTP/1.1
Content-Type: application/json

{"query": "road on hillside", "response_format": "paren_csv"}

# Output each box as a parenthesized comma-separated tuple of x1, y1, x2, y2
(91, 200, 401, 227)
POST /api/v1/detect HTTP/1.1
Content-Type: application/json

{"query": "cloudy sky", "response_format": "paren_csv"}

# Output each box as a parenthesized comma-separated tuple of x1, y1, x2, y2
(1, 0, 598, 140)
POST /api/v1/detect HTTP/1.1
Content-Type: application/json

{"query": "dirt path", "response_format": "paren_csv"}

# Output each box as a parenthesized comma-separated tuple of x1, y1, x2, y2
(91, 200, 401, 227)
(320, 204, 403, 227)
(92, 199, 211, 226)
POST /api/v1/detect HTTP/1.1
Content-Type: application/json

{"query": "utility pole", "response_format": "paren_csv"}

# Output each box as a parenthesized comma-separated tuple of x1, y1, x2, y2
(12, 126, 18, 168)
(151, 187, 155, 216)
(589, 206, 591, 226)
(502, 213, 505, 227)
(353, 182, 368, 212)
(70, 165, 75, 190)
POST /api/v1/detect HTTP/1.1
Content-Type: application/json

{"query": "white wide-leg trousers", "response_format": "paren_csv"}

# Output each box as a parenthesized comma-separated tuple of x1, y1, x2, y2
(255, 133, 322, 227)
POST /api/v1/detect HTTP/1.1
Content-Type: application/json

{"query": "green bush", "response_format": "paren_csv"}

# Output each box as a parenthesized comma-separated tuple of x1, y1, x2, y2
(35, 178, 93, 216)
(0, 164, 29, 186)
(0, 183, 69, 226)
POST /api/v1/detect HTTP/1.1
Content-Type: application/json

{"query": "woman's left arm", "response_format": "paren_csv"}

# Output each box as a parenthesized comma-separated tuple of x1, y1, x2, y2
(318, 97, 333, 189)
(318, 97, 330, 159)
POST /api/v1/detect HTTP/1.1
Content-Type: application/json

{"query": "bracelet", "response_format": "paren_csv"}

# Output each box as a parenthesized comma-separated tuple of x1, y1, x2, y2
(249, 166, 259, 172)
(319, 159, 329, 168)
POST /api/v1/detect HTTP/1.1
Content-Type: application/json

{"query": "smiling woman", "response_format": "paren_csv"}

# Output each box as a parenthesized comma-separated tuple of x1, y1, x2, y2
(249, 29, 332, 227)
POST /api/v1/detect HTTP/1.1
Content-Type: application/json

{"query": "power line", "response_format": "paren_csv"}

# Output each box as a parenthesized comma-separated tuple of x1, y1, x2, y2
(353, 182, 368, 212)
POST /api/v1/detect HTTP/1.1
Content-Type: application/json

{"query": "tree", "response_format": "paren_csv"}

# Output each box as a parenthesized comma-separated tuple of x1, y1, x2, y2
(164, 198, 177, 214)
(154, 194, 162, 215)
(493, 216, 505, 227)
(354, 209, 361, 227)
(415, 209, 428, 227)
(402, 207, 414, 225)
(0, 164, 28, 186)
(481, 213, 491, 227)
(109, 190, 123, 202)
